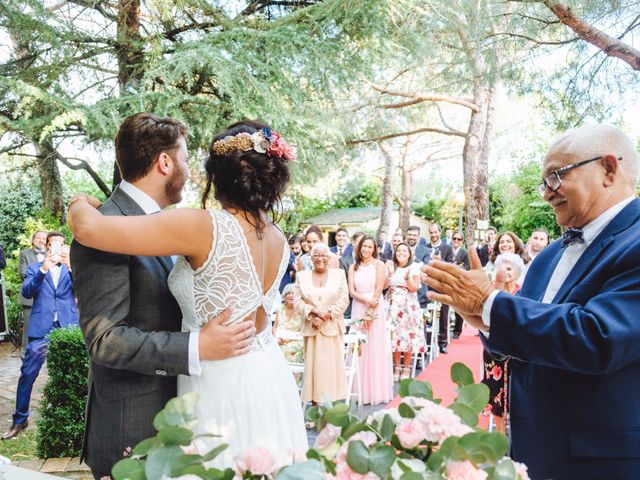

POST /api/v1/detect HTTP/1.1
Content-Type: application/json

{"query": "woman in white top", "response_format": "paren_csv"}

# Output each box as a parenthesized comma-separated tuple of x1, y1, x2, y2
(68, 120, 307, 467)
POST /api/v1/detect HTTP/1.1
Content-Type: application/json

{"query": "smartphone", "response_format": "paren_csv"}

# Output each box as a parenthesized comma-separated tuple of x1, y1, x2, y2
(50, 242, 62, 263)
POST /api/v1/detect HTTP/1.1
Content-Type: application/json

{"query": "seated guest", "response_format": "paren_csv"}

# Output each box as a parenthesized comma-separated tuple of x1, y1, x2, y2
(481, 252, 524, 434)
(295, 244, 349, 408)
(273, 283, 304, 363)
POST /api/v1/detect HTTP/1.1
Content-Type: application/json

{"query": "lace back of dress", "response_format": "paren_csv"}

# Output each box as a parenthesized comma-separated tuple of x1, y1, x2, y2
(191, 210, 289, 328)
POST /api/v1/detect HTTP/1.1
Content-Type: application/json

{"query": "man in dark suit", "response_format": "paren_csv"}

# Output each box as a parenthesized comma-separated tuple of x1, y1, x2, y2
(18, 230, 47, 356)
(426, 224, 454, 353)
(426, 124, 640, 479)
(71, 113, 254, 479)
(449, 232, 469, 339)
(405, 226, 430, 308)
(2, 232, 79, 440)
(330, 228, 350, 258)
(377, 231, 393, 261)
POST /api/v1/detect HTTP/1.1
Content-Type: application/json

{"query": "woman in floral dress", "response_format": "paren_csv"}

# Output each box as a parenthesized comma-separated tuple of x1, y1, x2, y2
(482, 252, 524, 433)
(273, 283, 304, 363)
(385, 243, 426, 382)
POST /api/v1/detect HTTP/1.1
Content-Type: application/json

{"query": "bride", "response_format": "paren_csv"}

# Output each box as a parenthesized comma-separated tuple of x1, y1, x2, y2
(68, 120, 307, 467)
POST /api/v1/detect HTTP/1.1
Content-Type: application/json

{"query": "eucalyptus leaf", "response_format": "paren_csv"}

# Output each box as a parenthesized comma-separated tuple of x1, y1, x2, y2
(380, 413, 395, 441)
(324, 402, 350, 427)
(201, 443, 229, 462)
(132, 437, 159, 456)
(449, 402, 478, 427)
(145, 445, 184, 479)
(342, 421, 369, 440)
(398, 402, 416, 419)
(111, 458, 146, 480)
(451, 362, 474, 386)
(368, 444, 396, 477)
(456, 384, 490, 413)
(400, 473, 426, 480)
(277, 460, 326, 480)
(493, 457, 518, 480)
(346, 440, 370, 474)
(170, 454, 204, 476)
(408, 381, 433, 399)
(158, 426, 193, 446)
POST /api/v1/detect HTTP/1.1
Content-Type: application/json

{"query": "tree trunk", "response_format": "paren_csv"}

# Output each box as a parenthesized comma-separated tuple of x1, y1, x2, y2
(9, 30, 65, 220)
(35, 141, 65, 220)
(399, 157, 413, 235)
(113, 0, 143, 187)
(377, 143, 395, 239)
(462, 80, 495, 245)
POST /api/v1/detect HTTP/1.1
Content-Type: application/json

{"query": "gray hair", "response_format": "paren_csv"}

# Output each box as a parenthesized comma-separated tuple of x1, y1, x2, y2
(311, 243, 330, 256)
(494, 252, 525, 277)
(547, 124, 639, 188)
(281, 283, 295, 297)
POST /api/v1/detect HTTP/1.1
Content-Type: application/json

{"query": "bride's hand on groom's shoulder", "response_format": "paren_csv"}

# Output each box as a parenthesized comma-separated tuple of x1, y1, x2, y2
(198, 308, 257, 360)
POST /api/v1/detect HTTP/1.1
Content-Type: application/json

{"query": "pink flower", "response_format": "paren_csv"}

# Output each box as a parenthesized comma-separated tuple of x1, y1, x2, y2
(333, 462, 380, 479)
(445, 460, 488, 480)
(235, 446, 276, 477)
(315, 423, 342, 449)
(514, 461, 530, 480)
(405, 397, 472, 442)
(180, 438, 207, 455)
(267, 132, 296, 160)
(491, 365, 502, 380)
(395, 419, 426, 449)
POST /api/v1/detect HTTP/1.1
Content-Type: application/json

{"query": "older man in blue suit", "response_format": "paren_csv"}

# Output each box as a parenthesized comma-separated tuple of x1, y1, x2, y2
(426, 124, 640, 479)
(1, 231, 79, 440)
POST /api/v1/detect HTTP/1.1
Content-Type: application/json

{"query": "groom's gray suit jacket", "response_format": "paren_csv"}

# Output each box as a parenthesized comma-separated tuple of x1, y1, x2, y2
(71, 186, 189, 478)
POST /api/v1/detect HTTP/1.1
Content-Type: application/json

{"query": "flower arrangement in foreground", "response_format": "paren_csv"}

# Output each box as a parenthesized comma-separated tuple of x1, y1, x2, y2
(112, 362, 529, 480)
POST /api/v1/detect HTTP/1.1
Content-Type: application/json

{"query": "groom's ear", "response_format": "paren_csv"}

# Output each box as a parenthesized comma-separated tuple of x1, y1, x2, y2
(155, 151, 173, 176)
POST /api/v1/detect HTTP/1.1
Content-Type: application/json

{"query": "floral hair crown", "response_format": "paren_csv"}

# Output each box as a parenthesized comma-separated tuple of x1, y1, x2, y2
(211, 127, 296, 161)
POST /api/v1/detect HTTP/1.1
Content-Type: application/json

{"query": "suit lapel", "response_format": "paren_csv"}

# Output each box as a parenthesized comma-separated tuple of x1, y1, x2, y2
(552, 198, 640, 304)
(110, 186, 174, 275)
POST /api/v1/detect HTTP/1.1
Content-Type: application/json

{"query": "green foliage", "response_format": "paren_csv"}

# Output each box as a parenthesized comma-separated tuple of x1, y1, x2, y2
(490, 161, 561, 240)
(121, 362, 526, 479)
(333, 181, 382, 209)
(0, 428, 38, 462)
(36, 326, 89, 458)
(0, 177, 42, 253)
(2, 257, 24, 345)
(413, 198, 445, 223)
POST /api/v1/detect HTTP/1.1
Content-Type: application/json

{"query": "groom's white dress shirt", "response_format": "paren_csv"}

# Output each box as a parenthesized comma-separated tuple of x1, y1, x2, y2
(482, 195, 636, 327)
(120, 180, 201, 376)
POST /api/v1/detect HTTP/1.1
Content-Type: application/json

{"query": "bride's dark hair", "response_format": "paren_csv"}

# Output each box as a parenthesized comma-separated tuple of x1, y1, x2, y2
(202, 119, 291, 235)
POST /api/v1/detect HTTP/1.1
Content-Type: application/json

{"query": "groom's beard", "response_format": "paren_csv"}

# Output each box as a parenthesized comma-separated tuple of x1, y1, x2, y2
(165, 164, 187, 205)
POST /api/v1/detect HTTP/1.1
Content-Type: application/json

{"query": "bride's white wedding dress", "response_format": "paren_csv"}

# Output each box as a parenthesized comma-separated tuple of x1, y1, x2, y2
(168, 209, 308, 468)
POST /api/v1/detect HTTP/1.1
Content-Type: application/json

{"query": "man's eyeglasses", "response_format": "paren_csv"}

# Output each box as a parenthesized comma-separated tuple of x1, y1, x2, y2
(537, 156, 622, 198)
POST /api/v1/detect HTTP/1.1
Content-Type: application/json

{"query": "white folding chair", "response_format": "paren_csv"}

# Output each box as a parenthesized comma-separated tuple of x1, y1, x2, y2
(425, 302, 440, 363)
(343, 333, 363, 407)
(410, 349, 426, 378)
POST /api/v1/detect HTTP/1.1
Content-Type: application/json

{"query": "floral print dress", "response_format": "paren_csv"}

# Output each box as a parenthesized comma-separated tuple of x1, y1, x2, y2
(385, 264, 426, 354)
(274, 306, 304, 363)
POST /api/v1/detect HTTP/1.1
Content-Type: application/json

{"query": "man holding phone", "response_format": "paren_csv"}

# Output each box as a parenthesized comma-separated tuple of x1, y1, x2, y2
(1, 232, 79, 440)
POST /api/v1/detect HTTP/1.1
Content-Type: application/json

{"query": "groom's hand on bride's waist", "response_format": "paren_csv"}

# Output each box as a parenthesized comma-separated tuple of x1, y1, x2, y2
(198, 308, 257, 360)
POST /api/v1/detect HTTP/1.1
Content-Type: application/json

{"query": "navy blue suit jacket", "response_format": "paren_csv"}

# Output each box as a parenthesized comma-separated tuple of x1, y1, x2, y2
(21, 262, 79, 339)
(487, 198, 640, 479)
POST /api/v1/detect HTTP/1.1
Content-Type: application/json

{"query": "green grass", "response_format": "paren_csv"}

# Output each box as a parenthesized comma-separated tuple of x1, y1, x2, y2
(0, 427, 39, 462)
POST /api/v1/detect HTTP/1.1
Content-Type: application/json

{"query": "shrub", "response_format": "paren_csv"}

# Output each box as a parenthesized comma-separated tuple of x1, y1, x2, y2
(2, 257, 24, 345)
(36, 326, 89, 458)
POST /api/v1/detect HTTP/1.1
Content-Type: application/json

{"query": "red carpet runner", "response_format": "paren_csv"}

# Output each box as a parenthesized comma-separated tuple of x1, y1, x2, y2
(386, 326, 490, 429)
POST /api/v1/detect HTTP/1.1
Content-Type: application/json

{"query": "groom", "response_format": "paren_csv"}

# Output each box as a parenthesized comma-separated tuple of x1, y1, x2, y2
(425, 124, 640, 479)
(71, 113, 256, 479)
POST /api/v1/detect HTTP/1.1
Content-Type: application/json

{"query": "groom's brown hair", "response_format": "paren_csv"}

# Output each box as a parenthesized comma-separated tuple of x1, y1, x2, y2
(115, 112, 188, 182)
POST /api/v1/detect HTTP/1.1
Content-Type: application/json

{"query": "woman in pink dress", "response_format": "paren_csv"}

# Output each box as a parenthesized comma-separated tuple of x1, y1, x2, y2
(347, 235, 393, 405)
